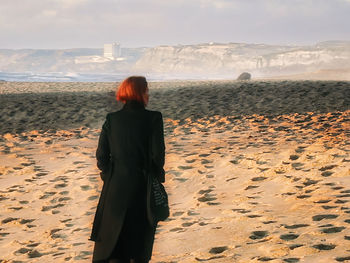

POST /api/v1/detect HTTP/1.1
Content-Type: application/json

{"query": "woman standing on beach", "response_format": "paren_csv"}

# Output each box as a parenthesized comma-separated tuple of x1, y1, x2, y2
(90, 76, 166, 263)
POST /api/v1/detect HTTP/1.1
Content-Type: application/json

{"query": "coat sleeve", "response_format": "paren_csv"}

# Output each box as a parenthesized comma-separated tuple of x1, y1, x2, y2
(151, 112, 166, 183)
(96, 114, 111, 181)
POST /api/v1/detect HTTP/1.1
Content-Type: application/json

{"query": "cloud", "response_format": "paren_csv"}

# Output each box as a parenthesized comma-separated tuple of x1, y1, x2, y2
(42, 9, 57, 17)
(196, 0, 237, 9)
(0, 0, 349, 48)
(54, 0, 90, 9)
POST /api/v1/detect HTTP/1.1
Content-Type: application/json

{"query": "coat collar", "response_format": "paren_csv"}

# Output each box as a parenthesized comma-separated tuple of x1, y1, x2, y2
(122, 100, 145, 110)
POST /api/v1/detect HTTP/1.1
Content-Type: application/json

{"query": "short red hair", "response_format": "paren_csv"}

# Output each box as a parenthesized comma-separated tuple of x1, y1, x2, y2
(116, 76, 148, 104)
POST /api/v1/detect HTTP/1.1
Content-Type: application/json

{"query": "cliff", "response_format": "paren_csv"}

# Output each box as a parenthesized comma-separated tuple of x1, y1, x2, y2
(133, 41, 350, 78)
(0, 41, 349, 79)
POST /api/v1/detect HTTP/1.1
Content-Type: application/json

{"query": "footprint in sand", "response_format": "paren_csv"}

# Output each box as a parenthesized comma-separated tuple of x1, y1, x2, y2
(291, 162, 304, 170)
(1, 217, 19, 224)
(289, 244, 303, 250)
(319, 223, 333, 227)
(247, 214, 262, 218)
(280, 233, 299, 241)
(319, 164, 338, 171)
(337, 189, 350, 198)
(320, 164, 338, 177)
(321, 205, 338, 210)
(322, 171, 334, 177)
(54, 183, 68, 189)
(0, 195, 9, 201)
(295, 146, 306, 153)
(283, 257, 300, 262)
(26, 242, 40, 248)
(251, 176, 267, 182)
(296, 194, 311, 199)
(314, 199, 332, 204)
(289, 155, 299, 160)
(80, 185, 91, 191)
(39, 191, 56, 199)
(245, 185, 259, 190)
(336, 256, 350, 262)
(58, 197, 71, 202)
(50, 228, 63, 239)
(226, 177, 237, 182)
(197, 195, 217, 202)
(73, 242, 85, 247)
(262, 220, 277, 224)
(195, 255, 225, 261)
(257, 256, 275, 261)
(174, 177, 188, 182)
(41, 203, 64, 212)
(181, 221, 197, 227)
(35, 172, 49, 178)
(170, 227, 185, 233)
(198, 189, 213, 195)
(312, 214, 339, 221)
(302, 178, 319, 186)
(336, 199, 349, 204)
(249, 231, 269, 240)
(233, 208, 251, 214)
(209, 246, 228, 254)
(19, 219, 35, 225)
(8, 206, 23, 211)
(284, 224, 309, 229)
(282, 192, 296, 196)
(88, 195, 99, 201)
(178, 165, 193, 170)
(201, 159, 213, 165)
(332, 186, 345, 190)
(312, 243, 336, 250)
(187, 210, 199, 216)
(320, 226, 345, 234)
(14, 248, 42, 258)
(257, 167, 269, 172)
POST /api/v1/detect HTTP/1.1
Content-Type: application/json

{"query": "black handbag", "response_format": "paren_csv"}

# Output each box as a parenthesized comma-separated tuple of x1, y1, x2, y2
(146, 127, 169, 227)
(146, 171, 170, 226)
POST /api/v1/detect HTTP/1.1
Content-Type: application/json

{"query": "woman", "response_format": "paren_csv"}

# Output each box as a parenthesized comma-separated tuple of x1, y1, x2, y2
(90, 76, 165, 263)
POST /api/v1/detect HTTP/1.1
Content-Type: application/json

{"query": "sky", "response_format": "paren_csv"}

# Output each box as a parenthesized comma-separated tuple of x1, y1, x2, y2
(0, 0, 350, 49)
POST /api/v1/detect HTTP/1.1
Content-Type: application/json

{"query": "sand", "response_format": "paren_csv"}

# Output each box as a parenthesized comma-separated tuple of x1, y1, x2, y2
(0, 80, 349, 262)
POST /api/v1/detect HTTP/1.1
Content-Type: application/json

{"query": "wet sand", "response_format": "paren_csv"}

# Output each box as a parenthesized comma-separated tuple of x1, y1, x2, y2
(0, 80, 349, 262)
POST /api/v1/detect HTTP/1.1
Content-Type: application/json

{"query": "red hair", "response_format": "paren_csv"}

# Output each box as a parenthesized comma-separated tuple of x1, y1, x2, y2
(116, 76, 148, 104)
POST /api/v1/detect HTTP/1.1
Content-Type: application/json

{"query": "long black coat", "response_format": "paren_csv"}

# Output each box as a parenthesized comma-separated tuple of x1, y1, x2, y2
(90, 101, 165, 262)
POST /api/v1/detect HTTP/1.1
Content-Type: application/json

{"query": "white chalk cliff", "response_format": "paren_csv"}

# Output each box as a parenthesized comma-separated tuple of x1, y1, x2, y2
(133, 41, 350, 77)
(0, 41, 349, 78)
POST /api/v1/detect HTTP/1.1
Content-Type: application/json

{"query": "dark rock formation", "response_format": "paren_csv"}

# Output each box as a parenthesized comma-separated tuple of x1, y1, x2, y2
(237, 72, 251, 80)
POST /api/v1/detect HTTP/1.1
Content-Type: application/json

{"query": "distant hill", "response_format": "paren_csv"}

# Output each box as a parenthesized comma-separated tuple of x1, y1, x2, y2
(0, 41, 349, 80)
(0, 47, 146, 74)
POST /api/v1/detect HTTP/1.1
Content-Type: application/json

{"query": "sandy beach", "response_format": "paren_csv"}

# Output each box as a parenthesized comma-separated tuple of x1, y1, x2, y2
(0, 80, 349, 262)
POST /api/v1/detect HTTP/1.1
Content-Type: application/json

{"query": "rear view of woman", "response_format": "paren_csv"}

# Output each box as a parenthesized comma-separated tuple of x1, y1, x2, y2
(90, 76, 165, 263)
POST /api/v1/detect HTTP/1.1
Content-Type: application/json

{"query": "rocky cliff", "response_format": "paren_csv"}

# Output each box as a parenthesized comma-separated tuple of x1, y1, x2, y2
(133, 41, 350, 78)
(0, 41, 349, 79)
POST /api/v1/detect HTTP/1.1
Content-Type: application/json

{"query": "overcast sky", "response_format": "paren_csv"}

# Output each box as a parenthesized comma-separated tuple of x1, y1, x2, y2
(1, 0, 350, 49)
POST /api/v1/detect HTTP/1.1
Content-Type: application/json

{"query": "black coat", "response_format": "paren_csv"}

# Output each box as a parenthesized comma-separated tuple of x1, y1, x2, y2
(90, 101, 165, 262)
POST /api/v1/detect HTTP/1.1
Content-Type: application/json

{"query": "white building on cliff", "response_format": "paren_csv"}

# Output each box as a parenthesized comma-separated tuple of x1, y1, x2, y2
(104, 43, 121, 60)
